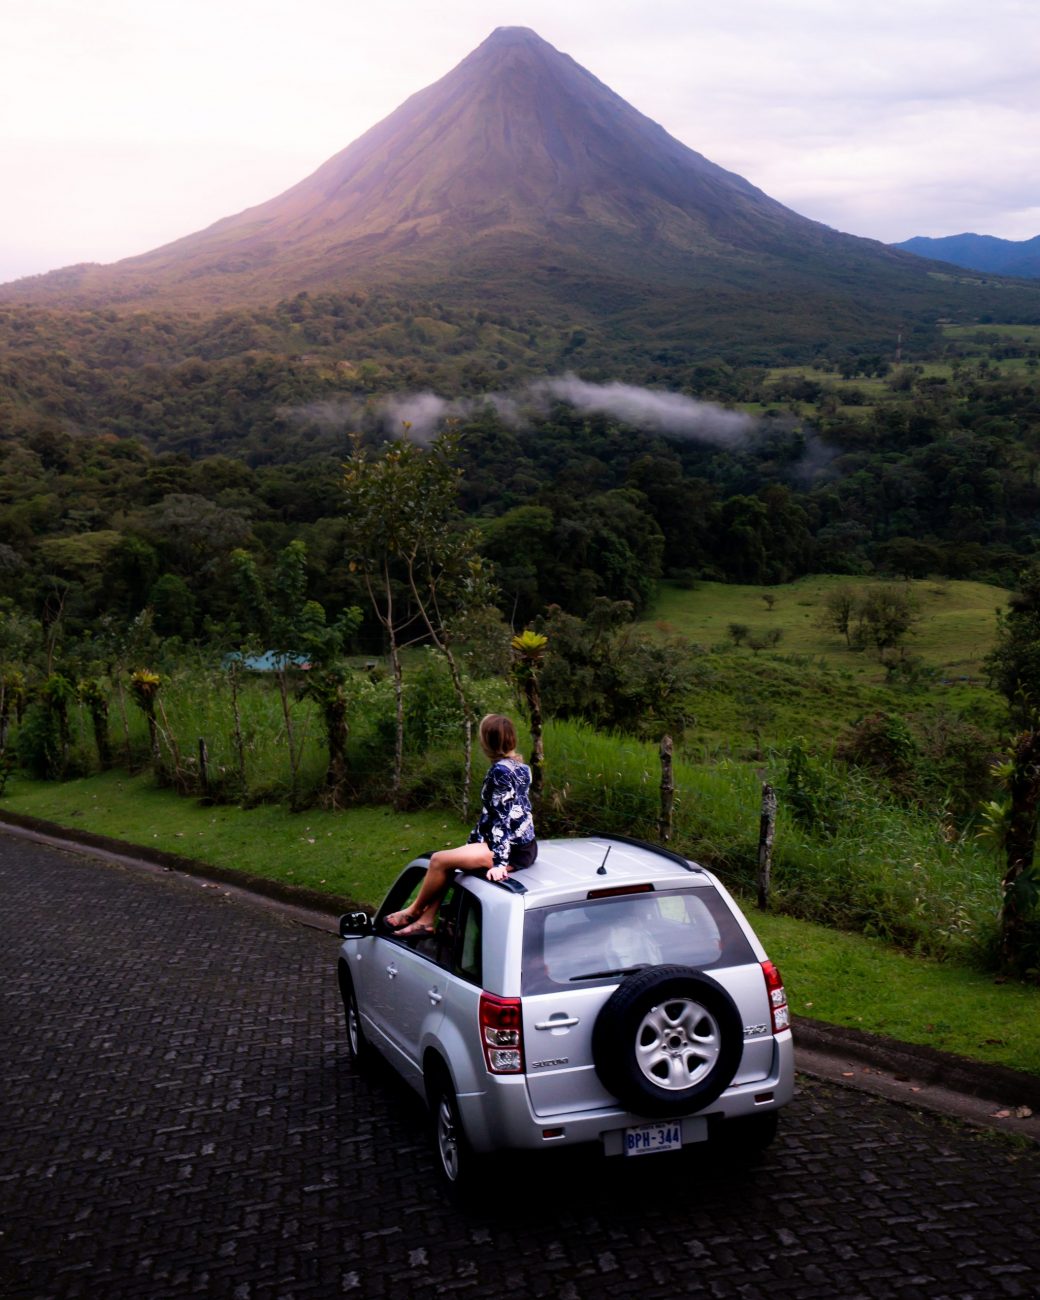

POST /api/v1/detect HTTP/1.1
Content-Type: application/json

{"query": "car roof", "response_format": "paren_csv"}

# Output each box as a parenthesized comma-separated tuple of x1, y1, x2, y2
(476, 835, 710, 907)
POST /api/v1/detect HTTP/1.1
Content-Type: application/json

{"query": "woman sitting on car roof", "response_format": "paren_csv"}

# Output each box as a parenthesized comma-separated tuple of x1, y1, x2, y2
(385, 713, 537, 936)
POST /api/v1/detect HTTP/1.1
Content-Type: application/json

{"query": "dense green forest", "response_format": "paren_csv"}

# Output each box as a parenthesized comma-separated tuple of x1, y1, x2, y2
(1, 296, 1038, 648)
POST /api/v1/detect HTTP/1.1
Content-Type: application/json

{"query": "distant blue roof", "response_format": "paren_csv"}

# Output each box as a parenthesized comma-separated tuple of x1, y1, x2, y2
(223, 652, 311, 672)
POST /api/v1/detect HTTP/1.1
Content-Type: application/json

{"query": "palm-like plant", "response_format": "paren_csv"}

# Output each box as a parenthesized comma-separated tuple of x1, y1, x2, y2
(511, 631, 548, 799)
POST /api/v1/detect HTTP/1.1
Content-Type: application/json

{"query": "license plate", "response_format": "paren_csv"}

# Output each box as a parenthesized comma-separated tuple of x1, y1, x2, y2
(624, 1121, 682, 1156)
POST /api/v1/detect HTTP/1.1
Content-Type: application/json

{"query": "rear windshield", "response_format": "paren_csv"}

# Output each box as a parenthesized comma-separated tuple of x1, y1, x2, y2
(521, 888, 755, 995)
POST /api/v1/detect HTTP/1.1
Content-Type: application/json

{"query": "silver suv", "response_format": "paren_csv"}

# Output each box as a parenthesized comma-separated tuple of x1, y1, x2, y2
(337, 835, 794, 1187)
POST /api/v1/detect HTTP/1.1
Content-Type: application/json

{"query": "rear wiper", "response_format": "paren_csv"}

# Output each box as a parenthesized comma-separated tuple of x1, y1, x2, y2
(569, 964, 647, 981)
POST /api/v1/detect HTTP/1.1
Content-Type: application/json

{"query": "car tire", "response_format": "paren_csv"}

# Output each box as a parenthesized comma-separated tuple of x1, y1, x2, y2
(338, 964, 371, 1068)
(427, 1069, 483, 1194)
(591, 965, 744, 1118)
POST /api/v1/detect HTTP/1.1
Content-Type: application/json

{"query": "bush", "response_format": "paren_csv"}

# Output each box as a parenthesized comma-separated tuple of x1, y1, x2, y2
(15, 703, 66, 780)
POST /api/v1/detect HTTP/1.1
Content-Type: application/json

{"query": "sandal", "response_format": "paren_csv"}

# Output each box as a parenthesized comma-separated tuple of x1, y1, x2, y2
(397, 920, 436, 938)
(385, 909, 419, 930)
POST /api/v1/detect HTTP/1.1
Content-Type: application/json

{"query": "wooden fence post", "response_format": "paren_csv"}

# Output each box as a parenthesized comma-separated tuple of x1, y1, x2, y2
(659, 734, 674, 842)
(757, 782, 777, 910)
(198, 737, 209, 795)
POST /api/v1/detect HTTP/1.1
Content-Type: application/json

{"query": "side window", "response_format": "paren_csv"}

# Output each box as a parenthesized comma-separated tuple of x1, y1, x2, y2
(452, 893, 483, 985)
(377, 870, 481, 981)
(376, 865, 429, 926)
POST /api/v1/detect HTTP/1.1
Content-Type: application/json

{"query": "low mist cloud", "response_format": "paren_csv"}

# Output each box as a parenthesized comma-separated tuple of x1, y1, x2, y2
(334, 374, 758, 445)
(529, 376, 756, 442)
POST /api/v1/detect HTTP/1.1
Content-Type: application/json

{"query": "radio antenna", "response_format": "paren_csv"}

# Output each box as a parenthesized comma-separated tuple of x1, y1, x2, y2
(596, 845, 611, 875)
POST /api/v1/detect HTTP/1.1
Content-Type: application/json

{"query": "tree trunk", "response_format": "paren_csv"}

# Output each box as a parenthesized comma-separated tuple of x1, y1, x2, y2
(388, 631, 405, 810)
(523, 674, 544, 800)
(276, 666, 301, 811)
(323, 684, 350, 810)
(228, 664, 247, 795)
(1002, 730, 1040, 969)
(92, 706, 112, 769)
(116, 678, 132, 767)
(404, 564, 474, 819)
(757, 783, 777, 911)
(658, 734, 674, 842)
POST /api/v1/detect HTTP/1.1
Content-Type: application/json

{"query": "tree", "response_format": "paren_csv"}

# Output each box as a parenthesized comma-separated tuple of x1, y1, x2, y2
(297, 600, 363, 809)
(511, 630, 547, 800)
(148, 574, 197, 640)
(997, 733, 1040, 971)
(129, 669, 162, 765)
(343, 427, 489, 812)
(875, 536, 941, 581)
(818, 586, 858, 647)
(78, 677, 112, 768)
(853, 585, 921, 657)
(747, 628, 784, 654)
(987, 564, 1040, 727)
(231, 541, 362, 810)
(983, 563, 1040, 971)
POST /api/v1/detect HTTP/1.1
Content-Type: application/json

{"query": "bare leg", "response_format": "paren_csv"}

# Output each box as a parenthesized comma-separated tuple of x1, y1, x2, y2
(386, 841, 494, 933)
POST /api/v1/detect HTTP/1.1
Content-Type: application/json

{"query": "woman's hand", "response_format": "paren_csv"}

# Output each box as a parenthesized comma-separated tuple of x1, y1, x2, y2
(486, 864, 510, 882)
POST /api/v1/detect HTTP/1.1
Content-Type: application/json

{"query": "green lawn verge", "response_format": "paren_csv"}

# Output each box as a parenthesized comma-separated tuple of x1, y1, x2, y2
(3, 771, 471, 907)
(3, 770, 1037, 1077)
(752, 911, 1040, 1075)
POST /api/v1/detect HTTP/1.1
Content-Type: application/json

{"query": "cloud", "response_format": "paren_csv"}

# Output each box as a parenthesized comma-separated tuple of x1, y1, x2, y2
(529, 376, 756, 442)
(281, 376, 759, 446)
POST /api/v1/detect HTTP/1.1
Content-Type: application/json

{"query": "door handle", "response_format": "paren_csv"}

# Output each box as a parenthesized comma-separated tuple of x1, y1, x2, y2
(428, 988, 443, 1005)
(535, 1015, 579, 1029)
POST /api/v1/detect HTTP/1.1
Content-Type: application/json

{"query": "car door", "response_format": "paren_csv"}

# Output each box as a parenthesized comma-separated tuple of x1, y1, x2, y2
(376, 881, 466, 1089)
(360, 864, 429, 1064)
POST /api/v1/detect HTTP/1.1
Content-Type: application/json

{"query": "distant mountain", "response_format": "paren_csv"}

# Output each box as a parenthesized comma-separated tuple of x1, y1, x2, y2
(2, 27, 1038, 353)
(893, 233, 1040, 280)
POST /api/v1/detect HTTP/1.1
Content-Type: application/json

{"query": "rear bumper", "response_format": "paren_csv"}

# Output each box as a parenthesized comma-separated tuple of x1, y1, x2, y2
(460, 1029, 795, 1155)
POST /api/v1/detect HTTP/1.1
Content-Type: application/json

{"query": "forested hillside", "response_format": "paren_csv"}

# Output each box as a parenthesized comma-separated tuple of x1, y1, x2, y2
(2, 301, 1038, 647)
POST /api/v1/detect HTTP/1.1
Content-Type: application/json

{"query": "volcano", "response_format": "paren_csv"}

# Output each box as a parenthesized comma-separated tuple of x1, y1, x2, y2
(3, 26, 1036, 345)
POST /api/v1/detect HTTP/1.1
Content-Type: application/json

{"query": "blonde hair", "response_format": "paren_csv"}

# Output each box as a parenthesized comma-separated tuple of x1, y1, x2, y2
(478, 713, 521, 761)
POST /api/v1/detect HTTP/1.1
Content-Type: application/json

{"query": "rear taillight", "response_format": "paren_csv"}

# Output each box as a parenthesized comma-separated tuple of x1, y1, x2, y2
(479, 992, 524, 1074)
(761, 960, 790, 1034)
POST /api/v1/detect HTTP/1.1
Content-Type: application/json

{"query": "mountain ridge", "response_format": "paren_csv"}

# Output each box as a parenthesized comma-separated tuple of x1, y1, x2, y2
(2, 26, 1038, 349)
(892, 232, 1040, 281)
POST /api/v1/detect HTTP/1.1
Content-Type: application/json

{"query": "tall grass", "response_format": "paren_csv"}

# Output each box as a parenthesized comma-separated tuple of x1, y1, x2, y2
(536, 718, 999, 965)
(9, 666, 1003, 966)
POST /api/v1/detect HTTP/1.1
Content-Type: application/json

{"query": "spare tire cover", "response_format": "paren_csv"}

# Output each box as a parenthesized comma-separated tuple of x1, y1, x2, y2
(591, 965, 744, 1118)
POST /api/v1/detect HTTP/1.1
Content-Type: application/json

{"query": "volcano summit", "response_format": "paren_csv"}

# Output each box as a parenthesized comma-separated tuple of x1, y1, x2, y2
(3, 26, 1036, 347)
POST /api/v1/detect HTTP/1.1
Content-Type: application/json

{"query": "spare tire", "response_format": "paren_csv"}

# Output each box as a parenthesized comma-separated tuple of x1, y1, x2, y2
(591, 965, 744, 1118)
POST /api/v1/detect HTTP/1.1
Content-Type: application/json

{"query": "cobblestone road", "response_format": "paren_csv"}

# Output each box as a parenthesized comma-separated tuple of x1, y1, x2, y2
(3, 832, 1040, 1300)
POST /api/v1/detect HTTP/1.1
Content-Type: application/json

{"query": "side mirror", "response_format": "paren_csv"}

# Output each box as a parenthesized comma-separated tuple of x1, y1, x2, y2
(339, 911, 373, 939)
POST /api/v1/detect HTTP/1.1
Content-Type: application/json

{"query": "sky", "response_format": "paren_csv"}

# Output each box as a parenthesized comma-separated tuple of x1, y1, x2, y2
(2, 0, 1038, 284)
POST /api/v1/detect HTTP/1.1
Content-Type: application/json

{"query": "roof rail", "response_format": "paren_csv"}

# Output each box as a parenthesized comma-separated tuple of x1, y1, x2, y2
(588, 833, 701, 873)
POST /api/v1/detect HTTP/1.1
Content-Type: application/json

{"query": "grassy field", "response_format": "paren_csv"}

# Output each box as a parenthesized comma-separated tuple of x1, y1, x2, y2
(647, 576, 1006, 676)
(942, 323, 1040, 344)
(4, 768, 1037, 1075)
(639, 576, 1007, 754)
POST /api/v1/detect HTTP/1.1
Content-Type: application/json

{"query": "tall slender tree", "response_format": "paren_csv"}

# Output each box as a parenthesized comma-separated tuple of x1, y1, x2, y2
(343, 427, 491, 812)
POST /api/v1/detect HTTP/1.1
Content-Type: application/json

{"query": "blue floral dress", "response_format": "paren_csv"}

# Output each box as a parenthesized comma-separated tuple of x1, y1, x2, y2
(468, 758, 536, 870)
